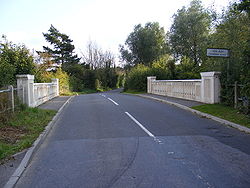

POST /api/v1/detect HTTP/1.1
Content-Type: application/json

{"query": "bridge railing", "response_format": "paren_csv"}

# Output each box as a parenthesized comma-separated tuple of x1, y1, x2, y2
(16, 75, 59, 107)
(147, 72, 221, 104)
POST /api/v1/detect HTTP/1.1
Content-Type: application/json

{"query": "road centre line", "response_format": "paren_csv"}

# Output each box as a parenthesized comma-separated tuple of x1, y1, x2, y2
(108, 98, 119, 106)
(99, 94, 106, 98)
(125, 112, 163, 144)
(125, 112, 155, 138)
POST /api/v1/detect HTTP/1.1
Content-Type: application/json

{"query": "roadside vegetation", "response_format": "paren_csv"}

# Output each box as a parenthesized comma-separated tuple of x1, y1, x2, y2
(0, 106, 56, 162)
(0, 0, 249, 160)
(121, 0, 249, 115)
(192, 104, 250, 128)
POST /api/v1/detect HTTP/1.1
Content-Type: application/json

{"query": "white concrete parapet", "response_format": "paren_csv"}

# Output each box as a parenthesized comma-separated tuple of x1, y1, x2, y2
(200, 72, 221, 104)
(16, 75, 59, 107)
(147, 72, 221, 104)
(147, 76, 156, 93)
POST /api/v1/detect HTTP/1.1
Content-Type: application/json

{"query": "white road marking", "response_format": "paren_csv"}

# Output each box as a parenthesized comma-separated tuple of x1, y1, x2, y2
(108, 98, 119, 106)
(125, 112, 155, 138)
(99, 94, 106, 98)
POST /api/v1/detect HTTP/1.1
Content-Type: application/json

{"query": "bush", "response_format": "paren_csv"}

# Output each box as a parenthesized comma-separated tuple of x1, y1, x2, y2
(41, 68, 71, 95)
(95, 79, 102, 91)
(0, 37, 36, 87)
(124, 64, 172, 92)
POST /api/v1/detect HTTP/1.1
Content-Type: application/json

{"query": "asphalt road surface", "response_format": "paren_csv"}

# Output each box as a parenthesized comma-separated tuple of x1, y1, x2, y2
(15, 91, 250, 188)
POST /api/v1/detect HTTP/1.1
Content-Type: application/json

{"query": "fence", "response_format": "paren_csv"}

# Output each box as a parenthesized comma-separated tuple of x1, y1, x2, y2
(0, 86, 24, 114)
(16, 75, 59, 107)
(147, 72, 221, 104)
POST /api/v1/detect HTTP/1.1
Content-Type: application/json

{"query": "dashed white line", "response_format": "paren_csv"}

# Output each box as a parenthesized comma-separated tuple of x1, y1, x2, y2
(125, 112, 163, 144)
(99, 94, 106, 98)
(108, 98, 119, 106)
(125, 112, 155, 138)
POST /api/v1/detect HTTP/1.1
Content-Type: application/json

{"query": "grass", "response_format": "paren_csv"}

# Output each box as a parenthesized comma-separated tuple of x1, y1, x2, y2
(192, 104, 250, 128)
(122, 89, 146, 94)
(0, 107, 56, 161)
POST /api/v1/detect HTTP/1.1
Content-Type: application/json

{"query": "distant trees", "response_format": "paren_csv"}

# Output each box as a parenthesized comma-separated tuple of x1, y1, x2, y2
(119, 22, 169, 67)
(82, 41, 116, 69)
(82, 41, 120, 90)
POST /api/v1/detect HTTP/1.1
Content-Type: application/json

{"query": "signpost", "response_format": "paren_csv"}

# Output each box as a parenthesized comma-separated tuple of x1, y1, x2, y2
(207, 48, 230, 82)
(207, 48, 230, 58)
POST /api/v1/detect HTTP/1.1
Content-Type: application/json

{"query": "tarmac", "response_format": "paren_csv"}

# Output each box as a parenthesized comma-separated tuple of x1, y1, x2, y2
(136, 93, 250, 134)
(1, 92, 249, 187)
(0, 96, 71, 188)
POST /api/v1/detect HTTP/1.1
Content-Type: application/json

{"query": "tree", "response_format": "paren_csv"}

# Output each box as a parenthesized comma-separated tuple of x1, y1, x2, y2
(235, 0, 250, 16)
(42, 25, 80, 73)
(119, 22, 169, 67)
(169, 0, 212, 67)
(82, 40, 116, 69)
(206, 4, 250, 106)
(0, 36, 35, 87)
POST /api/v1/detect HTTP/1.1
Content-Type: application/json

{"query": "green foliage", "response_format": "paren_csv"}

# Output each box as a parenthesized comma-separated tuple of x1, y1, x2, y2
(175, 56, 201, 79)
(0, 107, 56, 160)
(235, 0, 250, 16)
(192, 104, 250, 128)
(124, 64, 150, 91)
(0, 60, 15, 87)
(203, 5, 250, 106)
(95, 79, 101, 91)
(169, 0, 212, 66)
(120, 22, 169, 66)
(0, 36, 35, 87)
(96, 68, 118, 90)
(116, 74, 125, 88)
(82, 69, 96, 89)
(42, 25, 80, 73)
(125, 63, 174, 92)
(42, 68, 71, 95)
(65, 64, 85, 91)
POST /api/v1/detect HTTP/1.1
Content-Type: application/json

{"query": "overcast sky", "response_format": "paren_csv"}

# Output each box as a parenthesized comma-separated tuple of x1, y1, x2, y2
(1, 0, 232, 59)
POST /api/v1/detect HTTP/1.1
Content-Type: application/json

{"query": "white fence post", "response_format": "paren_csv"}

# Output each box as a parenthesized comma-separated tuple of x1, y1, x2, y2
(16, 75, 35, 107)
(200, 72, 221, 104)
(8, 85, 14, 112)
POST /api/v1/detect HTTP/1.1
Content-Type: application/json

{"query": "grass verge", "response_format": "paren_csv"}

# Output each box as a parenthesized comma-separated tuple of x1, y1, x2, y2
(122, 90, 146, 94)
(192, 104, 250, 128)
(0, 107, 56, 162)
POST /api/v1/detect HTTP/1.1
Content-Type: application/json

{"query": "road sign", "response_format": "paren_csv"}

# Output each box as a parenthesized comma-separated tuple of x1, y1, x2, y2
(207, 48, 230, 58)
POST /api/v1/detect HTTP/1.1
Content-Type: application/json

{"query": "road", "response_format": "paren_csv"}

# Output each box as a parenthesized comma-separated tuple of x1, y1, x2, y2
(15, 91, 250, 188)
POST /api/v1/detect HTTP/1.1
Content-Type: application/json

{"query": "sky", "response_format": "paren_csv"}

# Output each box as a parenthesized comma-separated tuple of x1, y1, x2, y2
(0, 0, 233, 61)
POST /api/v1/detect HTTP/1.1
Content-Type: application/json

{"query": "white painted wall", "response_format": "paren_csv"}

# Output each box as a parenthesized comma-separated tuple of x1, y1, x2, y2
(147, 72, 221, 104)
(16, 75, 59, 107)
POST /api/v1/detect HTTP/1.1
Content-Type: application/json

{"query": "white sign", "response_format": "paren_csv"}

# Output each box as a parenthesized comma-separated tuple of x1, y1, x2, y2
(207, 48, 230, 57)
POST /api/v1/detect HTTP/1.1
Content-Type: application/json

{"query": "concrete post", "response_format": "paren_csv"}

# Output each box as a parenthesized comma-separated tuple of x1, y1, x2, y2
(147, 76, 156, 93)
(51, 78, 59, 96)
(16, 75, 34, 107)
(8, 85, 14, 112)
(200, 72, 221, 104)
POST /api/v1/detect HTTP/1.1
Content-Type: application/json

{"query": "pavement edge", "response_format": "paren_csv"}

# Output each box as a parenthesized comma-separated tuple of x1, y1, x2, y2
(135, 94, 250, 134)
(4, 96, 74, 188)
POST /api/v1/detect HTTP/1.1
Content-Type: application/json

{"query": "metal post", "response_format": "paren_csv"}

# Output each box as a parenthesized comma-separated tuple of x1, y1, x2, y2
(234, 81, 238, 109)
